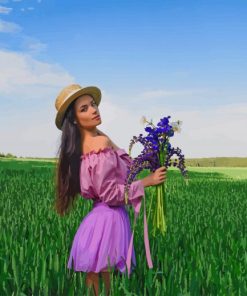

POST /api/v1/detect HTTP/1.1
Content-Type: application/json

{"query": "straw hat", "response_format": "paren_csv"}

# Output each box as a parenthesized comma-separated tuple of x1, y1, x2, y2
(55, 84, 101, 130)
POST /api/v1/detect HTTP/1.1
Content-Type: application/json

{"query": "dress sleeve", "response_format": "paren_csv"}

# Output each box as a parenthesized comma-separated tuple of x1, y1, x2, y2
(80, 156, 97, 200)
(90, 149, 144, 208)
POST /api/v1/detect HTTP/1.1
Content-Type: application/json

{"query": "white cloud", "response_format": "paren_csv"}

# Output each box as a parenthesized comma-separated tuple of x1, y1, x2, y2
(140, 88, 209, 99)
(155, 103, 247, 158)
(96, 98, 247, 158)
(21, 36, 47, 54)
(27, 40, 46, 53)
(0, 49, 74, 97)
(20, 6, 34, 12)
(0, 19, 21, 32)
(0, 5, 12, 14)
(0, 49, 76, 158)
(1, 85, 247, 158)
(0, 51, 246, 158)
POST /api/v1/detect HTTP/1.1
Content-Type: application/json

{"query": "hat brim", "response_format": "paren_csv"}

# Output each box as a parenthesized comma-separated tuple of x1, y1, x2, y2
(55, 86, 101, 130)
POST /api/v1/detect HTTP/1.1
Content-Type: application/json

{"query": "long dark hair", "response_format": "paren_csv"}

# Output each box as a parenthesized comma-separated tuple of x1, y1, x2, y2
(54, 99, 82, 216)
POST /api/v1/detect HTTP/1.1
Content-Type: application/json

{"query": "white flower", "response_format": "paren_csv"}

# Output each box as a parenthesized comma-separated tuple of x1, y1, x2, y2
(170, 120, 183, 133)
(140, 115, 147, 126)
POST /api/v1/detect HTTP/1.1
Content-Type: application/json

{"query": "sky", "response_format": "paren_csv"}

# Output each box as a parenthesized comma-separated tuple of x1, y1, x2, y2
(0, 0, 246, 158)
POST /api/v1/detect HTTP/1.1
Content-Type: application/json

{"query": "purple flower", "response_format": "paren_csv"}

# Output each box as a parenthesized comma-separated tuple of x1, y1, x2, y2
(125, 115, 189, 198)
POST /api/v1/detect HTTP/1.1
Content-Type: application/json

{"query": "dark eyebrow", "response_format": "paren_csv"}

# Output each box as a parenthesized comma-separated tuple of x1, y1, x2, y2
(80, 99, 94, 108)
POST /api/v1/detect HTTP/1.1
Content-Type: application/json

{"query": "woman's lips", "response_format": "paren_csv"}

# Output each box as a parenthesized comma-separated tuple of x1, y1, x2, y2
(93, 115, 101, 120)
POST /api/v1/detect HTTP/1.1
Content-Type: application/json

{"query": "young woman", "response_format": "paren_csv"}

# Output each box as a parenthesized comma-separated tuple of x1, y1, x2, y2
(54, 84, 167, 296)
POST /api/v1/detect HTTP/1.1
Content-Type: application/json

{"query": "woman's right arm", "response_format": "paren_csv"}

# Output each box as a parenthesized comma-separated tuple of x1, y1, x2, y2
(96, 128, 167, 186)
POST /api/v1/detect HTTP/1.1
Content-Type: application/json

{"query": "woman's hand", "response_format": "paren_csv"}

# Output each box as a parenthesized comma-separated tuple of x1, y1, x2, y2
(141, 166, 167, 187)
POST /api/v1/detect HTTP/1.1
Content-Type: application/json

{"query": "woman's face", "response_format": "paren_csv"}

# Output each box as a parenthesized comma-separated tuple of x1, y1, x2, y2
(73, 94, 101, 128)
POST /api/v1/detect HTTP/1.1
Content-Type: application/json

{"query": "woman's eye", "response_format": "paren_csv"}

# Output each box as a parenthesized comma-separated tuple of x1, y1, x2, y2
(80, 102, 96, 112)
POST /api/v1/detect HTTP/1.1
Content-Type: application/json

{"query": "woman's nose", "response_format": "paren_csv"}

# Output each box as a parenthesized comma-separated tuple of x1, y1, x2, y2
(90, 105, 98, 111)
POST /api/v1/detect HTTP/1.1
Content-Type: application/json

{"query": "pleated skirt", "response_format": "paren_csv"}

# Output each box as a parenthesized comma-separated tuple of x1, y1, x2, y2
(67, 201, 136, 274)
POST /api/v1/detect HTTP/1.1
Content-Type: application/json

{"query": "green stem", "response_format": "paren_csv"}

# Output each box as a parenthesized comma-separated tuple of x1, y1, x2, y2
(147, 187, 154, 224)
(160, 183, 163, 231)
(157, 186, 160, 228)
(161, 182, 166, 235)
(150, 140, 170, 237)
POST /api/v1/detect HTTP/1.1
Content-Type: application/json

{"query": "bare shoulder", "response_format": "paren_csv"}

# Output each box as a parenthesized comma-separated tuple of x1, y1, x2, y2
(93, 135, 112, 150)
(98, 136, 120, 150)
(81, 135, 112, 155)
(96, 128, 120, 149)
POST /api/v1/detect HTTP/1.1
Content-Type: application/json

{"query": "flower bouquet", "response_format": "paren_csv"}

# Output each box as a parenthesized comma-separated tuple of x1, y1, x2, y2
(124, 115, 189, 237)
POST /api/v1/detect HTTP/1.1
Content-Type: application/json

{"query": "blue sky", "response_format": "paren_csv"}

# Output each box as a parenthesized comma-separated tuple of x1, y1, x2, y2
(0, 0, 247, 158)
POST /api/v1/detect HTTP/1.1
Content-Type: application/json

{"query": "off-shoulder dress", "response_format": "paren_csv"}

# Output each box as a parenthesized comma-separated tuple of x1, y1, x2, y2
(67, 146, 153, 277)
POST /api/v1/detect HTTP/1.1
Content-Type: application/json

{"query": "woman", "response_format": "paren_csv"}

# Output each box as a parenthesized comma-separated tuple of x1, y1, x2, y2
(54, 84, 167, 296)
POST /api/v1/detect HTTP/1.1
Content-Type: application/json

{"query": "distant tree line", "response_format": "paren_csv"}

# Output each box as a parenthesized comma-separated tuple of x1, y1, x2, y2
(0, 152, 18, 158)
(0, 152, 56, 161)
(184, 157, 247, 167)
(1, 152, 247, 167)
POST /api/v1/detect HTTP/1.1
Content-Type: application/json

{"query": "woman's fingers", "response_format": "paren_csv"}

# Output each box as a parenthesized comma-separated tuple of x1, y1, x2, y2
(159, 170, 167, 180)
(160, 166, 166, 170)
(156, 166, 166, 171)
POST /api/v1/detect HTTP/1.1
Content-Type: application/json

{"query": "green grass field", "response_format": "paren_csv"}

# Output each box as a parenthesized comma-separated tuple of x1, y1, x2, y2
(186, 167, 247, 180)
(0, 159, 246, 295)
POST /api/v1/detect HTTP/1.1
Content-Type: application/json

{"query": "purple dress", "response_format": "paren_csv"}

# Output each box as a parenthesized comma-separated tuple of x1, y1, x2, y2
(67, 146, 153, 276)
